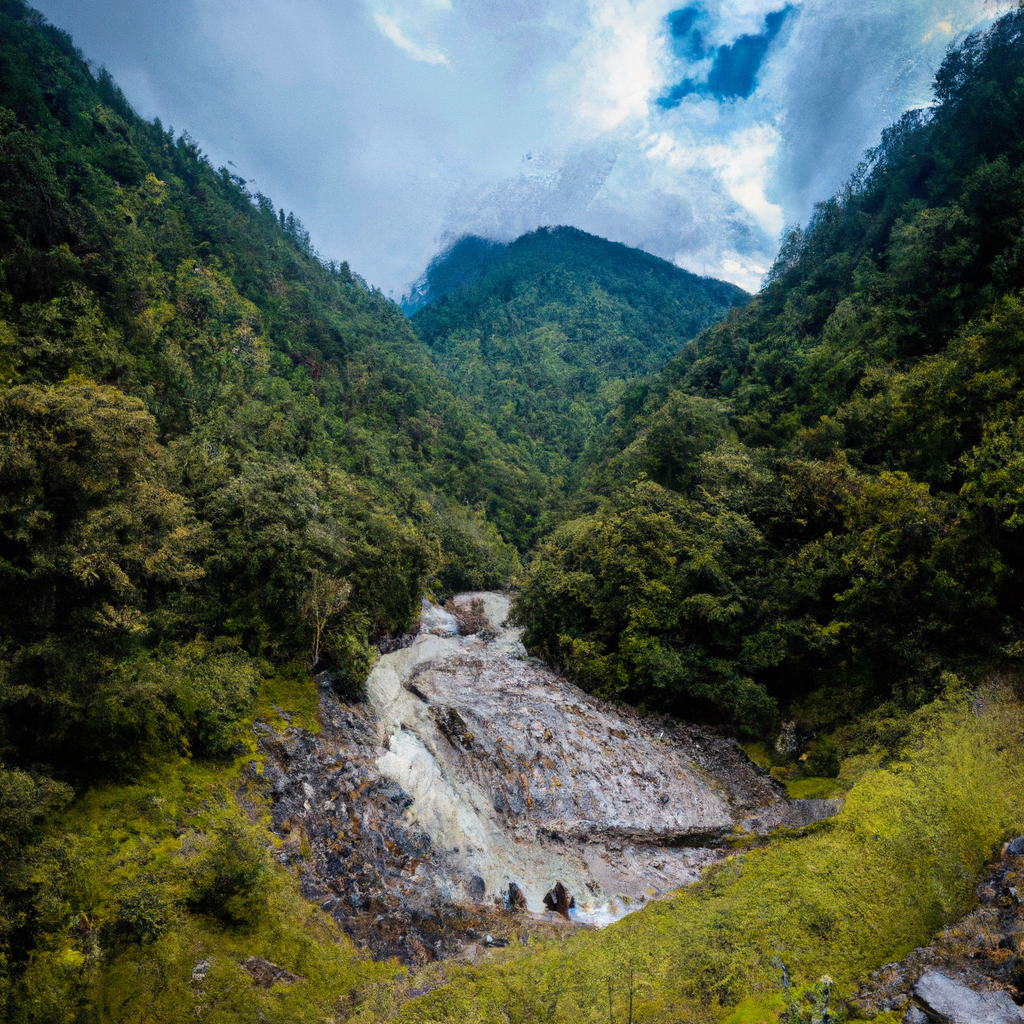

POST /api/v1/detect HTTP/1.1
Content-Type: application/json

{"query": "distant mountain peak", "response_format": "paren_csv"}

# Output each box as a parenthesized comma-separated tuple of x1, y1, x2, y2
(402, 226, 747, 317)
(400, 235, 507, 316)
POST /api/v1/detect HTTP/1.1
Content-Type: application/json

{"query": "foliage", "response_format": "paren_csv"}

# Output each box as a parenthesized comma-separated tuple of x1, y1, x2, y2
(6, 2, 1024, 1020)
(411, 226, 747, 488)
(0, 0, 536, 781)
(186, 818, 271, 927)
(2, 718, 402, 1024)
(517, 9, 1024, 730)
(0, 2, 532, 1008)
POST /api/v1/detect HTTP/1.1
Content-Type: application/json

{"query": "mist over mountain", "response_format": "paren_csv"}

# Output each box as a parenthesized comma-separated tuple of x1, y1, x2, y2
(400, 236, 507, 317)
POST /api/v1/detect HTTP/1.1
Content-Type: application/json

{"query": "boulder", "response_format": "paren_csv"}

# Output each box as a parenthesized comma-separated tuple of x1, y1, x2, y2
(911, 971, 1024, 1023)
(1006, 835, 1024, 857)
(543, 881, 574, 918)
(241, 956, 303, 988)
(506, 882, 527, 912)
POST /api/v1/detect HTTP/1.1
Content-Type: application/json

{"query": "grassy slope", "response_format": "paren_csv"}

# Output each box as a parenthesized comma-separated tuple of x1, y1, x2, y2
(360, 687, 1024, 1023)
(15, 669, 402, 1024)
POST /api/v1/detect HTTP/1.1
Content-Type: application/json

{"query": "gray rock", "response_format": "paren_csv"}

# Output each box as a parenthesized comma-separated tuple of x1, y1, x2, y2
(240, 956, 302, 988)
(912, 971, 1024, 1024)
(419, 597, 459, 636)
(904, 1007, 929, 1024)
(1006, 835, 1024, 857)
(784, 798, 844, 828)
(191, 959, 210, 983)
(775, 721, 799, 757)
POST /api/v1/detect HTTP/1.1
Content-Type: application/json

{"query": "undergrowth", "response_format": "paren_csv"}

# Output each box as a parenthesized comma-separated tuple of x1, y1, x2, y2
(7, 669, 399, 1024)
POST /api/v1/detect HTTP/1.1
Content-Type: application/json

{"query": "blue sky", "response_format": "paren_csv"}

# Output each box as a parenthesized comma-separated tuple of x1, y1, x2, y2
(34, 0, 1012, 295)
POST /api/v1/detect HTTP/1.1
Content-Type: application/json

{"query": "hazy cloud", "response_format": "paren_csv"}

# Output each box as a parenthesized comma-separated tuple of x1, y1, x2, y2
(34, 0, 1014, 295)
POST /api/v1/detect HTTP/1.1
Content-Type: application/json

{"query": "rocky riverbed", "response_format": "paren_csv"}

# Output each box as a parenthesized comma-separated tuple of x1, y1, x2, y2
(245, 592, 832, 963)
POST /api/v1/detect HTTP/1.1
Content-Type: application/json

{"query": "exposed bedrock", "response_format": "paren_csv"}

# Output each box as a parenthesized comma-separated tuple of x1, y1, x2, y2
(250, 592, 828, 961)
(363, 592, 787, 923)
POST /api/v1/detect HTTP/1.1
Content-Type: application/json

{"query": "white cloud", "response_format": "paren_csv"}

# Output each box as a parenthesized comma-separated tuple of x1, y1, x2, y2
(558, 1, 670, 131)
(371, 12, 450, 65)
(33, 0, 1020, 296)
(367, 0, 453, 66)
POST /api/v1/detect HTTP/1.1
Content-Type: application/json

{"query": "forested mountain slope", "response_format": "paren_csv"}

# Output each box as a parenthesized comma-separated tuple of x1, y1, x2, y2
(410, 227, 748, 478)
(0, 0, 538, 764)
(5, 1, 1024, 1022)
(516, 9, 1024, 733)
(0, 0, 540, 1005)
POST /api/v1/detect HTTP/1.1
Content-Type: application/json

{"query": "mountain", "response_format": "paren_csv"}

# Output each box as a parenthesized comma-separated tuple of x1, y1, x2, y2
(399, 235, 506, 316)
(409, 227, 748, 478)
(3, 2, 1024, 1023)
(515, 8, 1024, 733)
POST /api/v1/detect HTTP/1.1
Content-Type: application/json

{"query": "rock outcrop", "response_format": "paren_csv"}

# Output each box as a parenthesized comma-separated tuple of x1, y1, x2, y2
(364, 592, 790, 924)
(910, 970, 1024, 1023)
(853, 838, 1024, 1021)
(246, 592, 822, 962)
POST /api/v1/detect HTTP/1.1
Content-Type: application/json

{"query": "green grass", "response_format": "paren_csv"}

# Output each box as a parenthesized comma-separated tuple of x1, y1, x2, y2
(785, 777, 846, 800)
(357, 687, 1024, 1023)
(12, 673, 401, 1024)
(741, 743, 773, 771)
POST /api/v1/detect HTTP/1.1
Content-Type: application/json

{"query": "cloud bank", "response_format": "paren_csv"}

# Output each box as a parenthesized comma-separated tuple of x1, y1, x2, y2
(35, 0, 1013, 294)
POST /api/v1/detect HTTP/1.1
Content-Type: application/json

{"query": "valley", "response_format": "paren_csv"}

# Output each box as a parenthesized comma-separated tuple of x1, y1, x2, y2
(2, 1, 1024, 1022)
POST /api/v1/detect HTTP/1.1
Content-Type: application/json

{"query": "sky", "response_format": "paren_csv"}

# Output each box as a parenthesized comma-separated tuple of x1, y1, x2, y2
(34, 0, 1014, 296)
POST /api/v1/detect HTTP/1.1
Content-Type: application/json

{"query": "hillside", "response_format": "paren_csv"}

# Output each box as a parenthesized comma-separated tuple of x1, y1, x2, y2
(410, 227, 748, 478)
(0, 1, 537, 1011)
(4, 3, 1024, 1024)
(515, 8, 1024, 733)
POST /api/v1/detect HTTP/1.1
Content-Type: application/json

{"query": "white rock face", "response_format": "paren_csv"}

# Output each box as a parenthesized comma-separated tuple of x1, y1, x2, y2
(418, 596, 459, 636)
(363, 592, 786, 923)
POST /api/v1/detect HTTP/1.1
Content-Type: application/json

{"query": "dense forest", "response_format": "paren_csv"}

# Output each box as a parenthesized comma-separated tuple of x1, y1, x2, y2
(0, 0, 541, 777)
(411, 228, 747, 484)
(0, 1, 748, 1014)
(3, 0, 1024, 1020)
(515, 8, 1024, 733)
(0, 0, 538, 1009)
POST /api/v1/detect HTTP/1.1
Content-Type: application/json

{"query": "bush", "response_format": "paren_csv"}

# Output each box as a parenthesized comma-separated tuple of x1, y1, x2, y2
(102, 884, 168, 948)
(186, 819, 269, 927)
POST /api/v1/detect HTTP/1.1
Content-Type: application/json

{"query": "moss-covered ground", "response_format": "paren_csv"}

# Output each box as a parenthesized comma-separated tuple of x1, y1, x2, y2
(11, 668, 399, 1024)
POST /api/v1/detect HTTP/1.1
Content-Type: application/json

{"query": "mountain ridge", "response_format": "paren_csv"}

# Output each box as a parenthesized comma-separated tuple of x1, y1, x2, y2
(408, 225, 748, 479)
